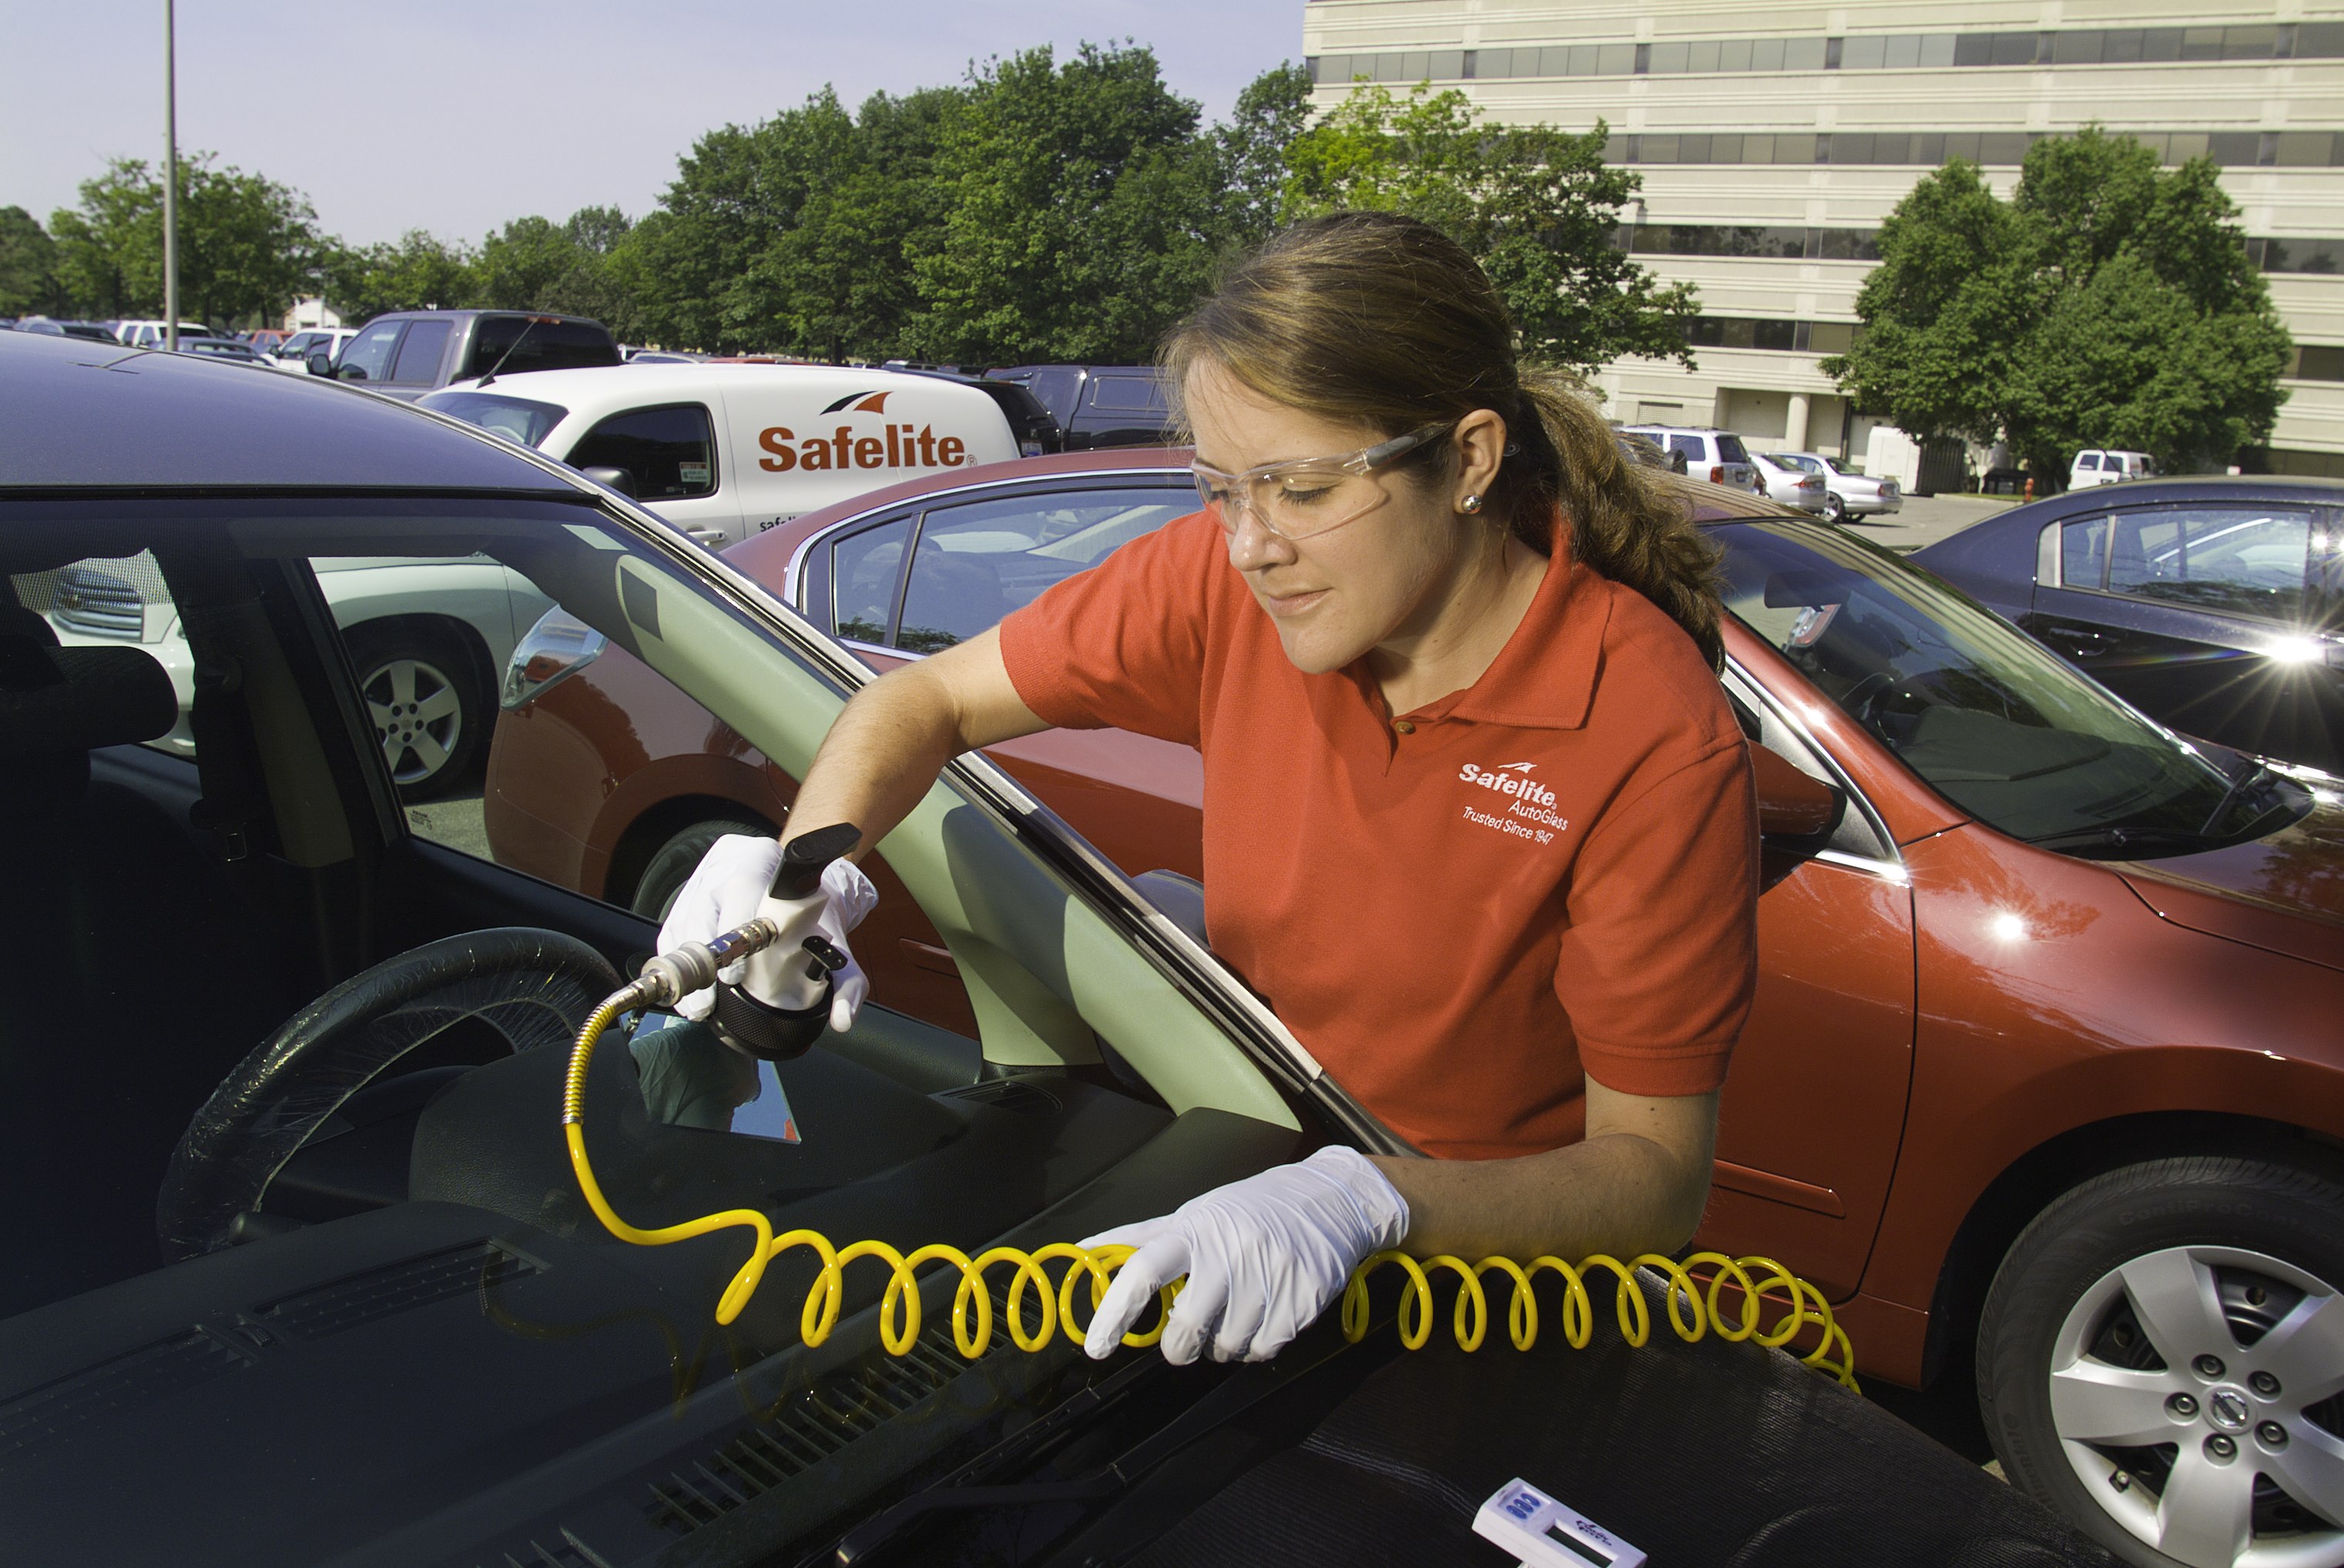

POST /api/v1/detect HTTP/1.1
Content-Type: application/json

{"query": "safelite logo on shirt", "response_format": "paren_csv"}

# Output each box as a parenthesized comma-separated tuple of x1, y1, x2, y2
(1458, 762, 1569, 846)
(757, 390, 971, 473)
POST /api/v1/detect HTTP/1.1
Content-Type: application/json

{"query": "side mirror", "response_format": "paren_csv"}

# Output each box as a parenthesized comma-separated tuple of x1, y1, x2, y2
(1752, 743, 1839, 838)
(307, 350, 333, 377)
(579, 465, 638, 498)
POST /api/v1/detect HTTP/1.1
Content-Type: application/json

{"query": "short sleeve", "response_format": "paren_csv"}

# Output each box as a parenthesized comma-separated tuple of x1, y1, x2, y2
(996, 510, 1221, 748)
(1555, 738, 1759, 1097)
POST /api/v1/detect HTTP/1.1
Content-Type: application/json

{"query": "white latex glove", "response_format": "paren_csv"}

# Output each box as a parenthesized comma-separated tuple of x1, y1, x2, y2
(1079, 1147, 1410, 1365)
(655, 833, 877, 1031)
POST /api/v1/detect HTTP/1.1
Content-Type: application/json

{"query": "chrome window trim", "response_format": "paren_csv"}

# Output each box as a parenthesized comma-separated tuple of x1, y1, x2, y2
(781, 464, 1192, 617)
(1722, 654, 1903, 870)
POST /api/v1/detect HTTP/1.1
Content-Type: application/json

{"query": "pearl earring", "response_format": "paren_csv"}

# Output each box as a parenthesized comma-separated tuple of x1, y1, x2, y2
(1460, 494, 1484, 514)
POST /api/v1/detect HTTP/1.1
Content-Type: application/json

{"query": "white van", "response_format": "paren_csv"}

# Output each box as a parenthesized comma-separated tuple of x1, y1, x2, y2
(420, 364, 1023, 550)
(2070, 448, 2158, 487)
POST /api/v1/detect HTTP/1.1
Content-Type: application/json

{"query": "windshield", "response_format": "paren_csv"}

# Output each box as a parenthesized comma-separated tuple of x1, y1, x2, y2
(1714, 519, 2288, 848)
(422, 390, 568, 446)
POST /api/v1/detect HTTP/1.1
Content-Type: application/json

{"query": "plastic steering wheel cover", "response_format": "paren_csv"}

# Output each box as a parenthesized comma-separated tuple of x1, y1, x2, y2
(158, 927, 619, 1259)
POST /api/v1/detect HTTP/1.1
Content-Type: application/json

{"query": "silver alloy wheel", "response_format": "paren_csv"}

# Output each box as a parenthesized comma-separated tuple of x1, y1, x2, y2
(2048, 1245, 2344, 1567)
(362, 654, 465, 786)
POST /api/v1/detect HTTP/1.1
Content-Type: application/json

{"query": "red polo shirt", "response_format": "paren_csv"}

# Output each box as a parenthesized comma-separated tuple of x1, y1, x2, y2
(998, 511, 1756, 1160)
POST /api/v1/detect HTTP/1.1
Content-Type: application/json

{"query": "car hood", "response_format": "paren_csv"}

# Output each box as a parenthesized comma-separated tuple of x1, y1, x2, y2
(2119, 793, 2344, 973)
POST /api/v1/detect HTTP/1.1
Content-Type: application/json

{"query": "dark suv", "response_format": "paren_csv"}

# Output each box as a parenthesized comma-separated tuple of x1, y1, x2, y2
(314, 310, 620, 401)
(984, 364, 1175, 449)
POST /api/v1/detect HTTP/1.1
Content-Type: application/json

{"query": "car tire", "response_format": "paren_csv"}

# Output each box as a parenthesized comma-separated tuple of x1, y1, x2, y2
(346, 622, 488, 802)
(1823, 492, 1849, 524)
(629, 817, 772, 923)
(1977, 1156, 2344, 1568)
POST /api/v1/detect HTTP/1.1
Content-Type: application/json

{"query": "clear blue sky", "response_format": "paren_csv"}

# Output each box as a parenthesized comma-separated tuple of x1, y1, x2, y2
(5, 1, 1303, 247)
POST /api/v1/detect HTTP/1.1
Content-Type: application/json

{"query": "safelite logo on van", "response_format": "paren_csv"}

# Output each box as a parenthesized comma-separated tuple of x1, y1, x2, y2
(758, 390, 971, 474)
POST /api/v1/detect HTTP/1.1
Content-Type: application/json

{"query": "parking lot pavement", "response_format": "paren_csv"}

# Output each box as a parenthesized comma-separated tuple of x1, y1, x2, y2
(404, 789, 491, 861)
(1839, 492, 2015, 554)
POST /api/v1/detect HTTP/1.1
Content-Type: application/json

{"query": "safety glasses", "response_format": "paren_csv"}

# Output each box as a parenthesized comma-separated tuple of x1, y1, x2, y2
(1189, 422, 1454, 542)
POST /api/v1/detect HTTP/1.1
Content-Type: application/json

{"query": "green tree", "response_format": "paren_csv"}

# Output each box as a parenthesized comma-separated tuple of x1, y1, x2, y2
(1826, 128, 2292, 477)
(1211, 63, 1313, 253)
(49, 154, 324, 326)
(1281, 85, 1698, 372)
(907, 43, 1222, 364)
(0, 206, 61, 317)
(322, 230, 478, 323)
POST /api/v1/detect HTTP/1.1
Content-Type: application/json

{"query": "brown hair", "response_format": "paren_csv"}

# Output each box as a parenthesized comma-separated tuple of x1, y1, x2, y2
(1162, 211, 1724, 668)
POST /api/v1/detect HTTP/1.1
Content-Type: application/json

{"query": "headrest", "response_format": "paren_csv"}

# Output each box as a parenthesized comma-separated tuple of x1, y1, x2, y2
(0, 606, 178, 757)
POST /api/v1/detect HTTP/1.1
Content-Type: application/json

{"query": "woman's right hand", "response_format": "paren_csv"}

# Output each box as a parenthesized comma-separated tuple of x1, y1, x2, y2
(655, 833, 877, 1032)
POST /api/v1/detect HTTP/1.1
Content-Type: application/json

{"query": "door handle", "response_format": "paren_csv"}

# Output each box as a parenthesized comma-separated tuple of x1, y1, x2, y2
(684, 528, 726, 548)
(2039, 622, 2109, 655)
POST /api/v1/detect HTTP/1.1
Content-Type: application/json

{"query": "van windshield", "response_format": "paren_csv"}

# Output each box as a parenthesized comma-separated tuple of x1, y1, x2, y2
(422, 391, 568, 447)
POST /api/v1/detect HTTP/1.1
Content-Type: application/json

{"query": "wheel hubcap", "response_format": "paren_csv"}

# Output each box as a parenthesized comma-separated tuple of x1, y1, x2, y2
(2047, 1245, 2344, 1567)
(363, 656, 463, 786)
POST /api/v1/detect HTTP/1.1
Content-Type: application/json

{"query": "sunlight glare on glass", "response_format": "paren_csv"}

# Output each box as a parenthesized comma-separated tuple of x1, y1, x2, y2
(2266, 635, 2326, 665)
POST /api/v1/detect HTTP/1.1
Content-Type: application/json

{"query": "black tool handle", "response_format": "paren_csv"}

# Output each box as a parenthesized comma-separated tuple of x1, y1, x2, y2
(770, 822, 861, 900)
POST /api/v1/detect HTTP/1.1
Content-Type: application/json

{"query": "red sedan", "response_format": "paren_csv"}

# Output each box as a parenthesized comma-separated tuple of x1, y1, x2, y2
(481, 450, 2344, 1568)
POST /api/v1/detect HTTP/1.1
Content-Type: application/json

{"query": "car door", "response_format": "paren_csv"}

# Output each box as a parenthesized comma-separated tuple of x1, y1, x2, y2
(1692, 658, 1917, 1303)
(558, 400, 739, 549)
(2027, 498, 2344, 771)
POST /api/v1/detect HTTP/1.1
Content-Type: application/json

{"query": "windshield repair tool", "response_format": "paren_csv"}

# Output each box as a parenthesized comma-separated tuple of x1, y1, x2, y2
(1475, 1479, 1646, 1568)
(562, 842, 1857, 1382)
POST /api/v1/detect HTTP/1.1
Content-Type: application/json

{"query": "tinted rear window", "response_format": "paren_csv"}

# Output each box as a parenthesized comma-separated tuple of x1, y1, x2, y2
(1716, 434, 1752, 465)
(463, 317, 620, 378)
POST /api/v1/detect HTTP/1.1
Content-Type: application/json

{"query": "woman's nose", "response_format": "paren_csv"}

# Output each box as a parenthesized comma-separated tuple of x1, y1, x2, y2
(1224, 503, 1293, 571)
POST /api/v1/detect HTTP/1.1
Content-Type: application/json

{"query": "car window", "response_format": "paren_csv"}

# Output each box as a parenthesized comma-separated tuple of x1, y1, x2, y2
(830, 515, 911, 644)
(1715, 434, 1753, 465)
(1716, 518, 2252, 846)
(387, 319, 451, 384)
(564, 404, 718, 500)
(895, 487, 1192, 655)
(423, 390, 568, 447)
(2077, 453, 2101, 471)
(1667, 434, 1703, 460)
(462, 317, 620, 378)
(8, 549, 192, 758)
(2061, 515, 2109, 588)
(2107, 505, 2314, 621)
(337, 320, 403, 383)
(1087, 375, 1167, 414)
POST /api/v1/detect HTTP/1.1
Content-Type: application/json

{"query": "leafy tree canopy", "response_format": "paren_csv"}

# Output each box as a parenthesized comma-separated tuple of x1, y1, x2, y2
(49, 154, 326, 327)
(0, 206, 61, 318)
(1825, 127, 2292, 475)
(1280, 85, 1698, 373)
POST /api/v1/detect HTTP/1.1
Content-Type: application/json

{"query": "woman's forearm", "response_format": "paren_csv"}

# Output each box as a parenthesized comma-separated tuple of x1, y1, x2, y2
(1368, 1087, 1719, 1261)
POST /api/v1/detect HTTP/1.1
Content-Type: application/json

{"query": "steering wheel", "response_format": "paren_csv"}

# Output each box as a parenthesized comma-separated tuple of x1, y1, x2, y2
(1843, 667, 1971, 746)
(157, 928, 619, 1259)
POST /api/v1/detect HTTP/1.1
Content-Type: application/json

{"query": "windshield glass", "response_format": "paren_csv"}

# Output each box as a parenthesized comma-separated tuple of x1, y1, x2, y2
(422, 390, 568, 446)
(1713, 518, 2282, 846)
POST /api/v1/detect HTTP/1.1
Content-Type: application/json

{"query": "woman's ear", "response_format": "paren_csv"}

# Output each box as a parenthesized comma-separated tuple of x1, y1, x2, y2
(1452, 409, 1508, 513)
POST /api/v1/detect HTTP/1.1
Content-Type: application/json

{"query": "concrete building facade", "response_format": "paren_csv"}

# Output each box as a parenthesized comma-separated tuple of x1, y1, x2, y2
(1300, 2, 2344, 484)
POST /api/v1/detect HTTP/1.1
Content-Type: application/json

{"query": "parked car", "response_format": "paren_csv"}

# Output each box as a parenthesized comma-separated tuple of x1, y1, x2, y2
(984, 364, 1176, 449)
(240, 327, 291, 353)
(170, 334, 277, 368)
(1913, 476, 2344, 776)
(1615, 424, 1759, 492)
(1751, 450, 1827, 512)
(475, 445, 2344, 1568)
(1766, 451, 1903, 524)
(2072, 448, 2160, 487)
(112, 317, 212, 347)
(11, 317, 126, 343)
(421, 362, 1024, 551)
(312, 310, 620, 400)
(273, 326, 358, 372)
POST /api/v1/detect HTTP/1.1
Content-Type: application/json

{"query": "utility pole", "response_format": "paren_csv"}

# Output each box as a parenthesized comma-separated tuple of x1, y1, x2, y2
(163, 0, 179, 350)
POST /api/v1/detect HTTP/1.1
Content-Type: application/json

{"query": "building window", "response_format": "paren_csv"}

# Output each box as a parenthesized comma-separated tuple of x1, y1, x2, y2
(1681, 316, 1860, 353)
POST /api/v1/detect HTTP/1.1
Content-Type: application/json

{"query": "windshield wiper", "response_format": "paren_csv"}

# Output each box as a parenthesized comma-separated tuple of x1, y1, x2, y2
(2023, 824, 2227, 857)
(2197, 761, 2284, 838)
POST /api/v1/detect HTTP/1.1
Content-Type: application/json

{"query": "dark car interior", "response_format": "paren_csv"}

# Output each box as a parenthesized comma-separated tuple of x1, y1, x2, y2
(0, 494, 1305, 1568)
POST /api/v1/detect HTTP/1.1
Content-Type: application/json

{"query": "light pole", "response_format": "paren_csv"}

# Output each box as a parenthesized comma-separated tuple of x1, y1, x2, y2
(163, 0, 179, 350)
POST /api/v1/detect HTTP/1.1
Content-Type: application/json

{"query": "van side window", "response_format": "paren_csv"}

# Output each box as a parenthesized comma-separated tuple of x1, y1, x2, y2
(2077, 452, 2101, 471)
(895, 487, 1192, 654)
(566, 404, 718, 500)
(830, 517, 912, 645)
(389, 320, 452, 384)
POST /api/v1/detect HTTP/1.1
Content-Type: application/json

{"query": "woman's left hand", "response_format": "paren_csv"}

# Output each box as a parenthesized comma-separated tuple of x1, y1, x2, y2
(1078, 1147, 1410, 1364)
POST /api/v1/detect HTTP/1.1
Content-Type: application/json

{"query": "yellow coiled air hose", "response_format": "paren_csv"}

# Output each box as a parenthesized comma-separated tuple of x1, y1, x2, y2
(563, 994, 1857, 1387)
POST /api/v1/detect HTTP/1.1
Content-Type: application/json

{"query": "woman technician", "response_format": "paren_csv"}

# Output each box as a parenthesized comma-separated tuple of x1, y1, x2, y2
(664, 212, 1759, 1366)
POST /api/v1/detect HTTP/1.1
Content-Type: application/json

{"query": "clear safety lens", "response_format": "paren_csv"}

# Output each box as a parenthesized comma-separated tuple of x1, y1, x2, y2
(1191, 422, 1451, 543)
